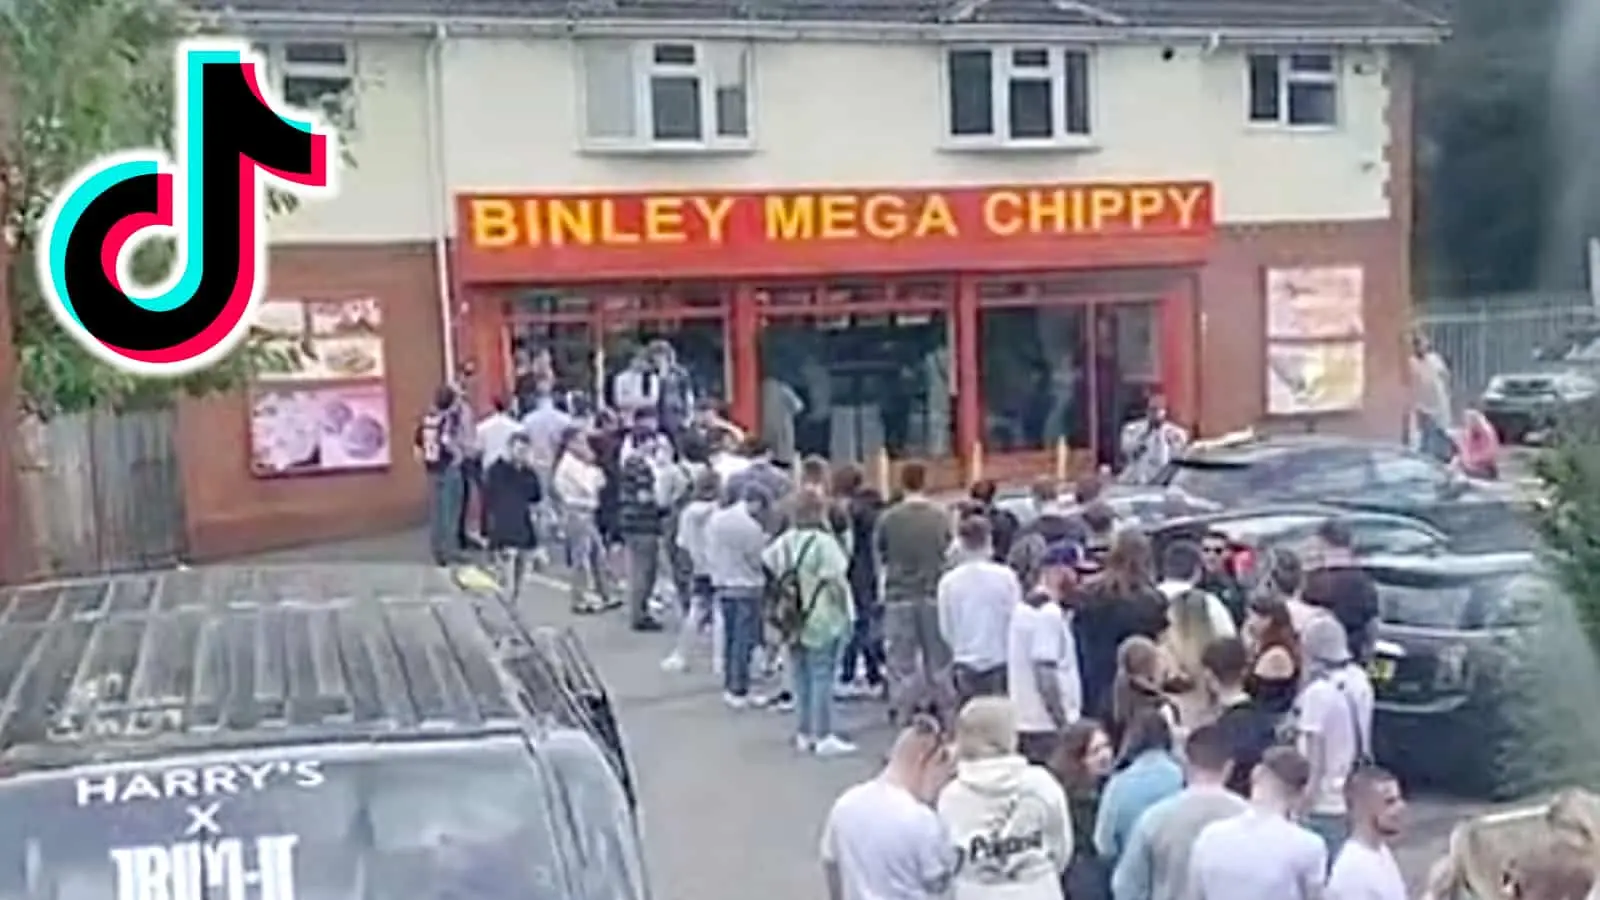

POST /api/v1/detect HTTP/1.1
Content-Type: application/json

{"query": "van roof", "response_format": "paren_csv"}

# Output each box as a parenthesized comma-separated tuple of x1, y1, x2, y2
(0, 564, 580, 772)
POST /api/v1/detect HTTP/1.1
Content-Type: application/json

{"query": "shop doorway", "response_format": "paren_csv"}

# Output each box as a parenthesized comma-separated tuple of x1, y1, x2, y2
(975, 277, 1163, 467)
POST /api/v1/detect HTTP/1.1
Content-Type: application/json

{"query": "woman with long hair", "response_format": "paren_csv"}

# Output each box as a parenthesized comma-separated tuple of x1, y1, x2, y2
(1456, 409, 1502, 481)
(1076, 529, 1169, 724)
(1049, 720, 1117, 900)
(1110, 636, 1178, 743)
(553, 426, 619, 615)
(1419, 821, 1497, 900)
(1242, 594, 1303, 718)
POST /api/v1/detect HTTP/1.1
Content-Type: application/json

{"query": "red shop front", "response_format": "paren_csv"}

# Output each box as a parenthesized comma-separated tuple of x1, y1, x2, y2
(455, 181, 1214, 488)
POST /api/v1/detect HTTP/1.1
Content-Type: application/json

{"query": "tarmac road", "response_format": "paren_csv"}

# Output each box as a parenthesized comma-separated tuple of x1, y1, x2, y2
(243, 529, 1517, 896)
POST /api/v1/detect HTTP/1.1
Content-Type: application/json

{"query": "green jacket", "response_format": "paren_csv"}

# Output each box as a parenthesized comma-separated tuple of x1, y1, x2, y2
(762, 527, 855, 648)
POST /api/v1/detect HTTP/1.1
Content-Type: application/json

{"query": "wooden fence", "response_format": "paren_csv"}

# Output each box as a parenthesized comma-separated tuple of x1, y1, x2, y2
(14, 408, 187, 577)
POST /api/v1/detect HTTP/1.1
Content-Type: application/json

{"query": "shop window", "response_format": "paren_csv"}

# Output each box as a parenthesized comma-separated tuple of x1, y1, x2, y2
(945, 45, 1092, 147)
(510, 320, 594, 407)
(759, 315, 954, 463)
(977, 302, 1159, 464)
(1247, 51, 1338, 127)
(580, 39, 752, 151)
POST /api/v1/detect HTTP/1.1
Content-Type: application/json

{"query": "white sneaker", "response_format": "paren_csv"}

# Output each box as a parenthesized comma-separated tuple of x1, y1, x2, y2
(660, 653, 687, 673)
(813, 735, 858, 757)
(794, 734, 815, 753)
(722, 692, 748, 710)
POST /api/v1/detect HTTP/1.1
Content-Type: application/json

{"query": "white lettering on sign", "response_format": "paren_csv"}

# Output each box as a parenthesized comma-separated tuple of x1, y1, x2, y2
(110, 835, 299, 900)
(77, 761, 325, 807)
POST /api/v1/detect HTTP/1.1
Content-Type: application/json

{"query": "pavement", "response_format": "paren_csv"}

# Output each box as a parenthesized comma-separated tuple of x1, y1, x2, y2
(241, 528, 1518, 896)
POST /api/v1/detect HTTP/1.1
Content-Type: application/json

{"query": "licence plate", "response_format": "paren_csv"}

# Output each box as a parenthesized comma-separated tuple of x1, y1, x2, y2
(1368, 658, 1396, 683)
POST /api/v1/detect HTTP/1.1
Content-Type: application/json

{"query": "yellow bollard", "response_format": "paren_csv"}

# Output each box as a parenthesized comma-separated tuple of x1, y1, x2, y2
(970, 443, 984, 484)
(1055, 438, 1069, 481)
(876, 448, 892, 496)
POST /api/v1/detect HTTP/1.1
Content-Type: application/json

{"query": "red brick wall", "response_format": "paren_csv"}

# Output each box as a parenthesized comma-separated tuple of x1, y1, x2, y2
(1194, 49, 1416, 441)
(178, 242, 445, 560)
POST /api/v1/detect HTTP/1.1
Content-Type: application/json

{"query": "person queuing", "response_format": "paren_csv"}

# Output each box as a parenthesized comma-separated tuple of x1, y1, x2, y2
(1325, 766, 1408, 900)
(1110, 723, 1246, 900)
(706, 483, 774, 708)
(449, 364, 484, 551)
(616, 420, 668, 633)
(834, 464, 887, 700)
(1049, 721, 1116, 900)
(662, 468, 721, 674)
(1006, 495, 1086, 590)
(1154, 541, 1236, 731)
(481, 431, 543, 602)
(820, 716, 958, 900)
(965, 479, 1019, 562)
(936, 697, 1074, 900)
(1007, 543, 1085, 766)
(522, 385, 576, 558)
(1302, 519, 1380, 665)
(552, 426, 617, 614)
(763, 488, 857, 757)
(939, 516, 1021, 710)
(1242, 593, 1303, 719)
(876, 462, 955, 724)
(1196, 531, 1247, 626)
(415, 384, 468, 567)
(1093, 708, 1183, 869)
(1075, 530, 1168, 725)
(1186, 747, 1327, 900)
(1109, 637, 1178, 743)
(1200, 637, 1278, 798)
(1295, 616, 1376, 857)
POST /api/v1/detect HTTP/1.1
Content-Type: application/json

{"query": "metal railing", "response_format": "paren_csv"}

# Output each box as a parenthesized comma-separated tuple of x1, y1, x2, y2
(1416, 293, 1596, 401)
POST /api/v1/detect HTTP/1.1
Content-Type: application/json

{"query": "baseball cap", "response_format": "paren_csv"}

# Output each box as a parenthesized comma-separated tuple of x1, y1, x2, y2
(1040, 541, 1099, 573)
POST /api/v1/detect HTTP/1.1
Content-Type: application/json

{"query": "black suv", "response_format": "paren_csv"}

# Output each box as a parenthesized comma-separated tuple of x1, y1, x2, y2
(0, 564, 646, 899)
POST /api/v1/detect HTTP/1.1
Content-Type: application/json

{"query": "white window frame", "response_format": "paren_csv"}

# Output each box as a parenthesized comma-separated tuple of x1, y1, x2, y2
(942, 44, 1095, 151)
(579, 40, 754, 154)
(264, 40, 357, 126)
(1247, 50, 1340, 130)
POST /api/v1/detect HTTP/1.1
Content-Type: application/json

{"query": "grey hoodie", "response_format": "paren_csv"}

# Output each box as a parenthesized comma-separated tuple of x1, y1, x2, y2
(936, 756, 1073, 900)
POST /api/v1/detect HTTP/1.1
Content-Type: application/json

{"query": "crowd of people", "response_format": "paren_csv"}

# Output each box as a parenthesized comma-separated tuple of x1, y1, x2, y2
(410, 338, 1582, 900)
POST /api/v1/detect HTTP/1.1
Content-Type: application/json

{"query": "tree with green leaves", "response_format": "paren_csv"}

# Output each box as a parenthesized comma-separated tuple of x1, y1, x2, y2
(0, 0, 346, 417)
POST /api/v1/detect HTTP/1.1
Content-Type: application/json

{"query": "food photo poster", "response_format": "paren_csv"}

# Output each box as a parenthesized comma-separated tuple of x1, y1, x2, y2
(248, 298, 393, 477)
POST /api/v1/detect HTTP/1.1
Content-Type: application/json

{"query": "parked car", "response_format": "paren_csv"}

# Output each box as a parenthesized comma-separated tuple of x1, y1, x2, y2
(0, 564, 648, 899)
(1364, 552, 1552, 799)
(1129, 433, 1533, 551)
(1146, 505, 1448, 587)
(1481, 328, 1600, 443)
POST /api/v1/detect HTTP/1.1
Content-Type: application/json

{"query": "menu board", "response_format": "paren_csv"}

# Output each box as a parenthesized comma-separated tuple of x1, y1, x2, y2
(1264, 266, 1366, 417)
(249, 298, 391, 476)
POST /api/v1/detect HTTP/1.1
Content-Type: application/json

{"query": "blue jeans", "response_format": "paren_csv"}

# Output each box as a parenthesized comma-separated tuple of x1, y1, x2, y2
(792, 638, 844, 740)
(426, 465, 465, 565)
(1305, 813, 1348, 864)
(718, 592, 762, 697)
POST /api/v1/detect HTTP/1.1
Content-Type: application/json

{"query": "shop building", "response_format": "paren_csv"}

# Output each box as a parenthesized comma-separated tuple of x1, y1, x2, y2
(189, 0, 1446, 555)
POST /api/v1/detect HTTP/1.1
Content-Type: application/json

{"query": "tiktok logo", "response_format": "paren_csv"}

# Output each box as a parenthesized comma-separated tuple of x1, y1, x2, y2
(37, 39, 339, 376)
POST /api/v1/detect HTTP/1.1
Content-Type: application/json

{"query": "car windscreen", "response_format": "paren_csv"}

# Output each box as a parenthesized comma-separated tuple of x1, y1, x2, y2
(1371, 569, 1550, 630)
(0, 738, 568, 899)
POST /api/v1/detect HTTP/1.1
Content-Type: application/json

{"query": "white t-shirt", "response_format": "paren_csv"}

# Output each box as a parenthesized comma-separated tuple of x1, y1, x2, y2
(475, 413, 520, 468)
(938, 560, 1022, 672)
(1007, 600, 1082, 734)
(1188, 809, 1326, 900)
(1327, 840, 1408, 900)
(1296, 665, 1376, 815)
(821, 779, 957, 900)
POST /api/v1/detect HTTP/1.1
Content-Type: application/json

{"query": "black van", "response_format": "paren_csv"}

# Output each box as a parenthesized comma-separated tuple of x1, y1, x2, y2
(0, 564, 646, 899)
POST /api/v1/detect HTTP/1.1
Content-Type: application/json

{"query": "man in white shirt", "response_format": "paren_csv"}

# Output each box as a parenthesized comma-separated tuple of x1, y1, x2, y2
(1007, 543, 1083, 766)
(1295, 616, 1376, 857)
(474, 398, 520, 469)
(613, 351, 660, 422)
(938, 515, 1020, 710)
(1326, 766, 1408, 900)
(1187, 747, 1326, 900)
(821, 720, 958, 900)
(1155, 542, 1236, 638)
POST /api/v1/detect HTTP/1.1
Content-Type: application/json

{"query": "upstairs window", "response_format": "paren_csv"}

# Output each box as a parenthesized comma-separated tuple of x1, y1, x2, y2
(271, 41, 356, 122)
(581, 40, 752, 151)
(1247, 51, 1338, 127)
(945, 46, 1091, 147)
